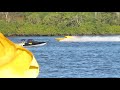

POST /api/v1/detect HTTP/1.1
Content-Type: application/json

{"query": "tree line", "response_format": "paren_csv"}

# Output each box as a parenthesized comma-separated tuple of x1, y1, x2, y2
(0, 12, 120, 36)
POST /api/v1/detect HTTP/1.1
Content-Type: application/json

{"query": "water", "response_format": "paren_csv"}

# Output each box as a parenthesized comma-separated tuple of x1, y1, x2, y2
(8, 36, 120, 78)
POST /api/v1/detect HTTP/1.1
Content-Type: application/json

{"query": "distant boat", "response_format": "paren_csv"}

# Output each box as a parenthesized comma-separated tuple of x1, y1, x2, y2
(17, 39, 46, 47)
(55, 36, 73, 41)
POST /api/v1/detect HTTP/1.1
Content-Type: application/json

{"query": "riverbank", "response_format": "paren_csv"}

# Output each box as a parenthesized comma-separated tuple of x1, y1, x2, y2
(6, 33, 120, 37)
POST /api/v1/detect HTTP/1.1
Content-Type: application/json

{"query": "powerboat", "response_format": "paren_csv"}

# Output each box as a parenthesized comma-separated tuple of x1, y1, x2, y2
(17, 39, 46, 47)
(55, 36, 73, 41)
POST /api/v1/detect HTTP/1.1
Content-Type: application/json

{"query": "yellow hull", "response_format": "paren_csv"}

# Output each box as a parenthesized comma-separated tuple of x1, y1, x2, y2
(55, 38, 65, 41)
(55, 36, 73, 41)
(0, 33, 39, 78)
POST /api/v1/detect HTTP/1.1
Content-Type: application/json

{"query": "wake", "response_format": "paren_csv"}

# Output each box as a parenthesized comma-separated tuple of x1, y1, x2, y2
(60, 35, 120, 42)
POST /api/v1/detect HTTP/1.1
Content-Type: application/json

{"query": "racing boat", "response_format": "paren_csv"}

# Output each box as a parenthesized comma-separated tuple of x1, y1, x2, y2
(17, 39, 46, 47)
(55, 36, 73, 41)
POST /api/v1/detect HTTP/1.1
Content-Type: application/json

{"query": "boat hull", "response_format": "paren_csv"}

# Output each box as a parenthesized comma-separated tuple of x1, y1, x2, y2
(55, 38, 65, 41)
(24, 43, 46, 47)
(55, 36, 73, 41)
(17, 42, 46, 47)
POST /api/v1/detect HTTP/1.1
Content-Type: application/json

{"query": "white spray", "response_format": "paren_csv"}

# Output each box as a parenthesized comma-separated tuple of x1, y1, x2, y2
(60, 35, 120, 42)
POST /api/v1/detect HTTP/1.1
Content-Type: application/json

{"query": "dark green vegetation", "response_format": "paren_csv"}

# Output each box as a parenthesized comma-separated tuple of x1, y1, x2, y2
(0, 12, 120, 36)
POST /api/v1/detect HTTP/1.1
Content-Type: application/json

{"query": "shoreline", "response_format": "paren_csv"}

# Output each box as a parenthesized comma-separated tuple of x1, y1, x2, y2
(6, 34, 120, 37)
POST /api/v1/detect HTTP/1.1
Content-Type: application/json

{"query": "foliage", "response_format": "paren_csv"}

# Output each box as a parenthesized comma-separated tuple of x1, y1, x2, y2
(0, 12, 120, 36)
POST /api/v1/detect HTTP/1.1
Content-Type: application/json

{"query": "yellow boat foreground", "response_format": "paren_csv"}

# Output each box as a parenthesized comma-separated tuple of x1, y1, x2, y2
(0, 33, 39, 78)
(55, 36, 73, 41)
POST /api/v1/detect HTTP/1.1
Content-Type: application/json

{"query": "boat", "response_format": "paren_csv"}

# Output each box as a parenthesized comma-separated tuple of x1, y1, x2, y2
(17, 39, 46, 47)
(0, 33, 39, 78)
(55, 36, 73, 41)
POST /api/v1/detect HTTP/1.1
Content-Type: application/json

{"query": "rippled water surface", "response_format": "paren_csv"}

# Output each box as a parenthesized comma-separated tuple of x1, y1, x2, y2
(8, 36, 120, 78)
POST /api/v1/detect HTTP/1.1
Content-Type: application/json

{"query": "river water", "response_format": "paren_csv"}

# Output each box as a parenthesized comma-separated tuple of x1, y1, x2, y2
(8, 36, 120, 78)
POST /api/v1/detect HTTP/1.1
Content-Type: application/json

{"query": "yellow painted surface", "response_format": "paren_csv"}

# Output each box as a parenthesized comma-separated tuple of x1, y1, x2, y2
(55, 38, 65, 41)
(0, 33, 39, 78)
(55, 36, 73, 41)
(64, 36, 72, 38)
